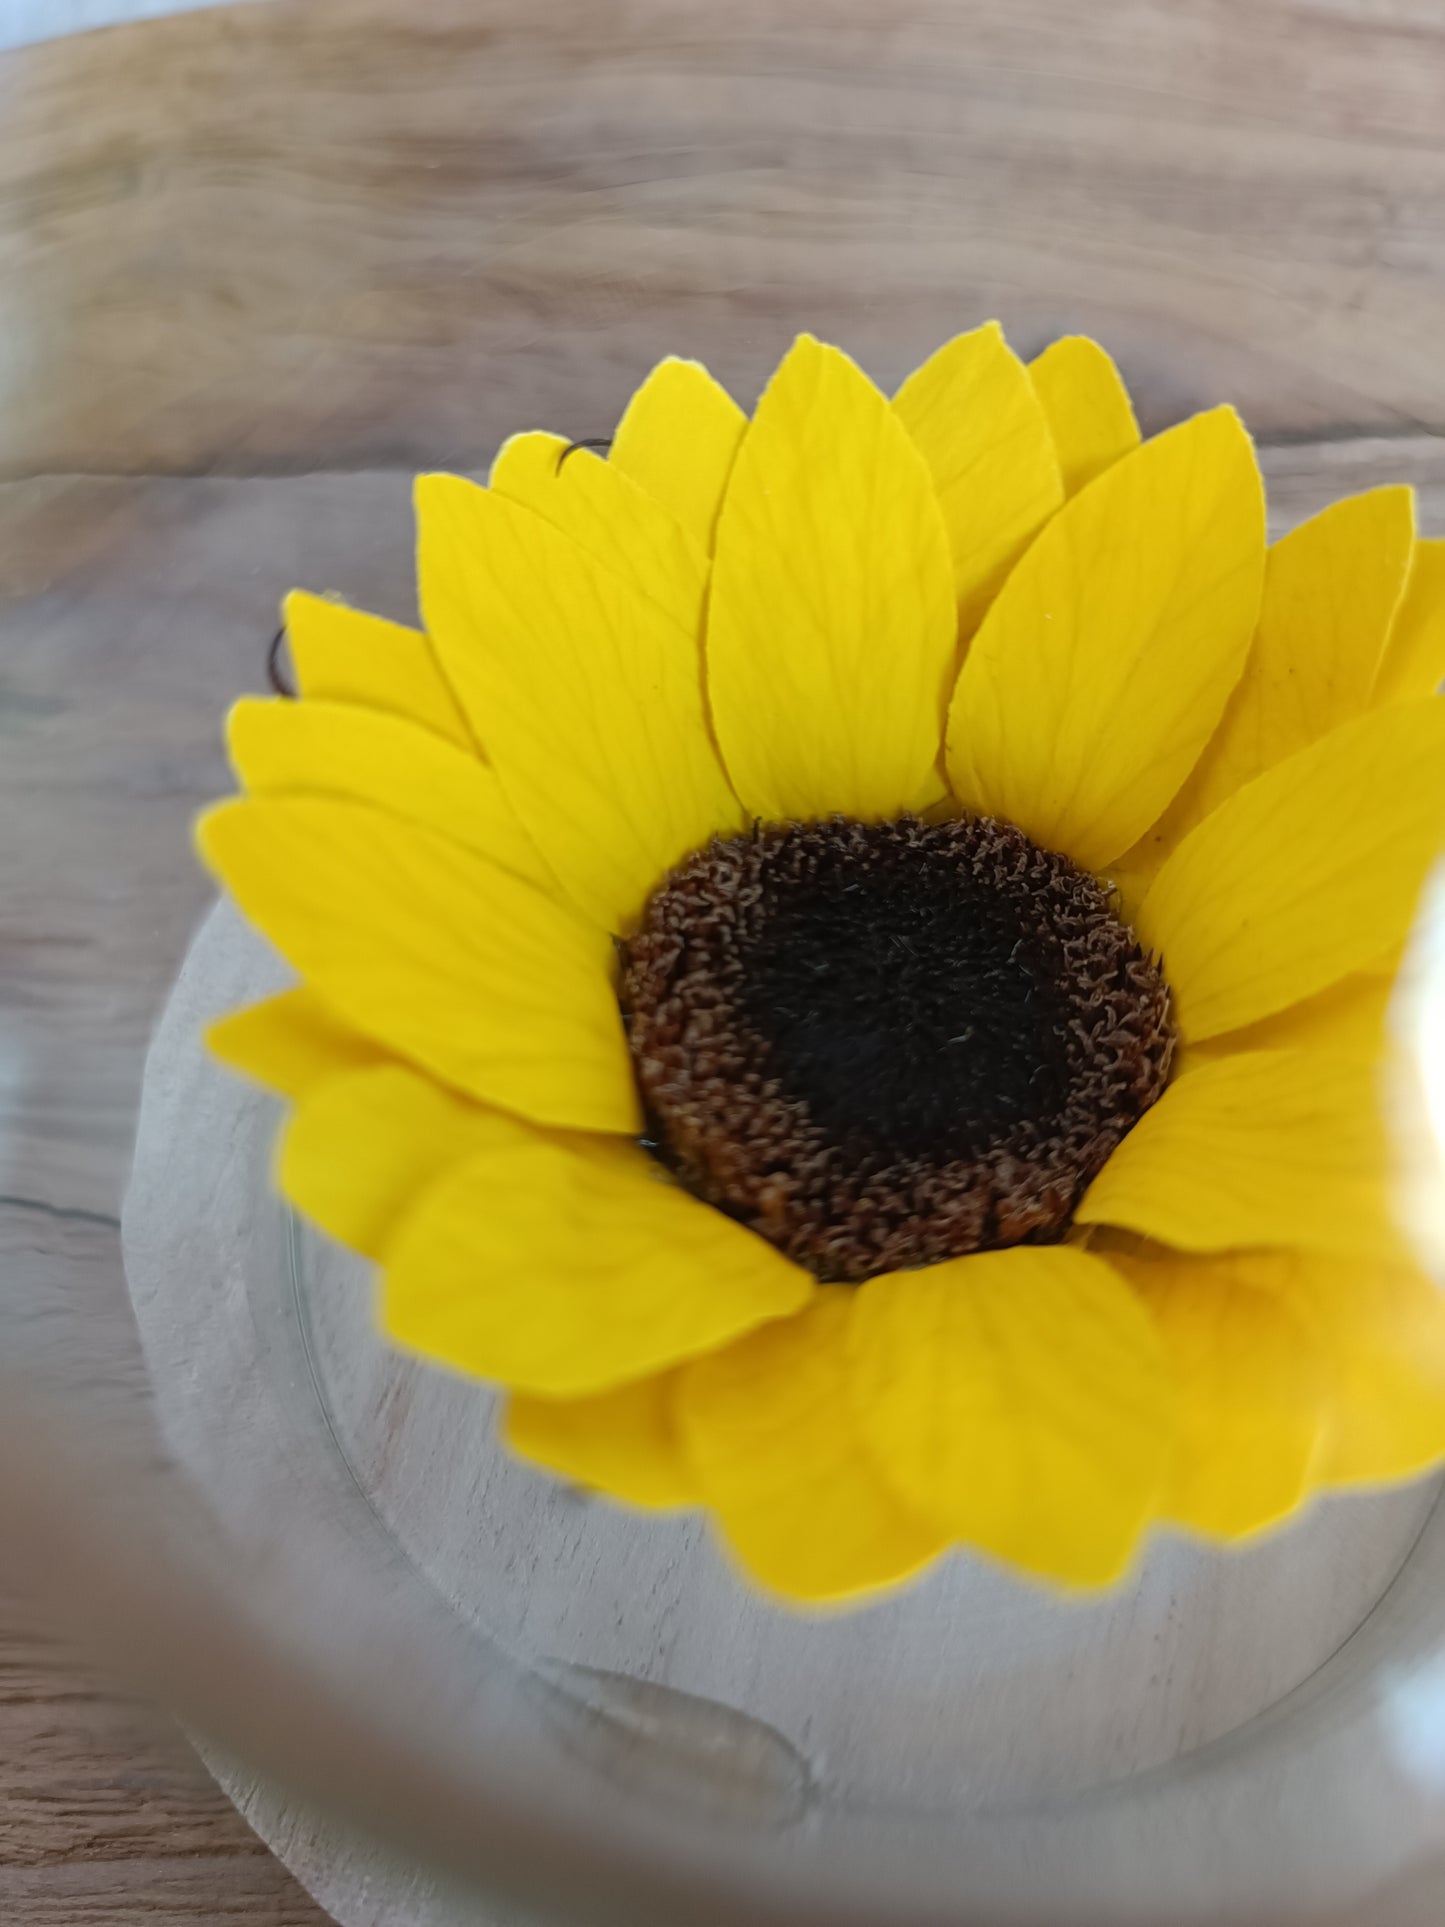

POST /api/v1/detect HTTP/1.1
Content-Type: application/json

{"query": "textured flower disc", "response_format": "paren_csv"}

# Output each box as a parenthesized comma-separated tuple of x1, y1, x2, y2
(623, 815, 1175, 1282)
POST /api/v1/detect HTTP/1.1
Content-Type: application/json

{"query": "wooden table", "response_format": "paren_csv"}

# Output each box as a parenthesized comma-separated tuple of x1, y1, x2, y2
(8, 2, 1445, 1920)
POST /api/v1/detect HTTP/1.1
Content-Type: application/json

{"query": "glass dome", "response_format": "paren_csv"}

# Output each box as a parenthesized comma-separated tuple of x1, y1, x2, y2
(7, 3, 1445, 1922)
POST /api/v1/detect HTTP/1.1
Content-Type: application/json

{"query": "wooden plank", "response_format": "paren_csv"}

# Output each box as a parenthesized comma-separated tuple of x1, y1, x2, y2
(0, 1203, 325, 1926)
(0, 1858, 329, 1924)
(0, 1693, 269, 1866)
(0, 469, 413, 1216)
(0, 1590, 329, 1923)
(7, 0, 1445, 480)
(0, 470, 414, 1923)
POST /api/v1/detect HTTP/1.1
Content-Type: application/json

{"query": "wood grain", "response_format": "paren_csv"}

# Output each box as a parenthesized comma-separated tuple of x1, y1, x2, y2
(0, 1607, 273, 1870)
(9, 0, 1445, 481)
(0, 1592, 328, 1926)
(0, 471, 395, 1924)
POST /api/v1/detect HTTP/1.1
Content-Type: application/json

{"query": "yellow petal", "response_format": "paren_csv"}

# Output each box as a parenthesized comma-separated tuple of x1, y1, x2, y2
(1078, 1050, 1402, 1260)
(947, 407, 1265, 872)
(707, 335, 957, 824)
(1270, 1250, 1445, 1486)
(416, 473, 742, 932)
(489, 430, 710, 622)
(505, 1373, 697, 1509)
(1028, 335, 1140, 497)
(676, 1291, 943, 1603)
(1117, 1250, 1326, 1540)
(284, 591, 472, 752)
(608, 357, 747, 553)
(207, 986, 384, 1099)
(1191, 968, 1395, 1061)
(196, 797, 639, 1135)
(849, 1248, 1167, 1586)
(894, 322, 1064, 629)
(1130, 486, 1416, 876)
(281, 1063, 491, 1259)
(1138, 699, 1445, 1040)
(226, 698, 553, 891)
(384, 1126, 811, 1397)
(1374, 537, 1445, 704)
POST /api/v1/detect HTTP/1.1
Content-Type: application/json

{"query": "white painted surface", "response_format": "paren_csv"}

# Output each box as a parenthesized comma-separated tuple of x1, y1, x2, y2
(0, 0, 256, 52)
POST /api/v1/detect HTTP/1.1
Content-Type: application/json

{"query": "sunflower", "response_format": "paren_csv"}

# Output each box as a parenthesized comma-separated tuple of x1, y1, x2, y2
(198, 326, 1445, 1604)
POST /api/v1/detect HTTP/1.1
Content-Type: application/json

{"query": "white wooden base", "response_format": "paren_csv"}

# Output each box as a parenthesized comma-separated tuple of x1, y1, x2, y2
(123, 902, 1445, 1925)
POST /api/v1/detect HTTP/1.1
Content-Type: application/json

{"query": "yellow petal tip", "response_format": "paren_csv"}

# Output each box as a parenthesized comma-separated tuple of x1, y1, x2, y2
(280, 585, 320, 625)
(413, 470, 474, 520)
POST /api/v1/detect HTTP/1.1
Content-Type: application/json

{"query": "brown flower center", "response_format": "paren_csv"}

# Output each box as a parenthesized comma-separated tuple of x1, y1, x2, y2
(621, 814, 1175, 1284)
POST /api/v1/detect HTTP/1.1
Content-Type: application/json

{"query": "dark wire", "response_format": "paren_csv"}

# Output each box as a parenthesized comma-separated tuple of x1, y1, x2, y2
(267, 626, 296, 699)
(554, 437, 612, 473)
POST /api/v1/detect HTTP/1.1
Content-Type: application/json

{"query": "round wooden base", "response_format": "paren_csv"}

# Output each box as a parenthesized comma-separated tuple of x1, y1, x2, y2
(123, 903, 1445, 1925)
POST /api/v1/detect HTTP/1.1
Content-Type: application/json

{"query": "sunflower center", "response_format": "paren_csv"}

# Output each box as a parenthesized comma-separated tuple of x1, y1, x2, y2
(621, 815, 1175, 1284)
